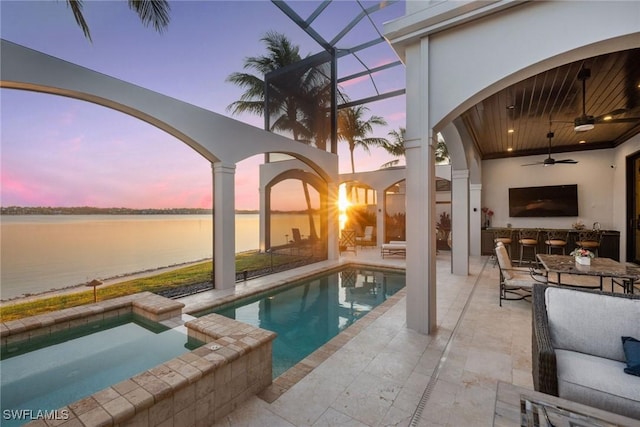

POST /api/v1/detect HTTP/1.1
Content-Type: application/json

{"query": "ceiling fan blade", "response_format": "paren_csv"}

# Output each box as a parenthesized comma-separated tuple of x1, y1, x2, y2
(596, 117, 640, 124)
(521, 162, 545, 166)
(555, 159, 578, 164)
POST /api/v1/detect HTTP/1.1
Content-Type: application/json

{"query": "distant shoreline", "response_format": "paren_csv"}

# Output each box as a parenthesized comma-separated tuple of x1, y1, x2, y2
(1, 207, 319, 215)
(0, 258, 211, 305)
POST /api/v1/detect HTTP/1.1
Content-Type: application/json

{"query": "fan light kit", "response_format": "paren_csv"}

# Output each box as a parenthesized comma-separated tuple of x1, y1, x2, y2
(556, 67, 640, 132)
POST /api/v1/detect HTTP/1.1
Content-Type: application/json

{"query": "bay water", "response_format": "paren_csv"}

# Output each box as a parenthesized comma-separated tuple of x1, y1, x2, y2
(0, 213, 315, 300)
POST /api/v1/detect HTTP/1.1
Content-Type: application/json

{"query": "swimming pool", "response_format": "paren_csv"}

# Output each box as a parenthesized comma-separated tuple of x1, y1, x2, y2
(196, 266, 405, 378)
(1, 313, 202, 427)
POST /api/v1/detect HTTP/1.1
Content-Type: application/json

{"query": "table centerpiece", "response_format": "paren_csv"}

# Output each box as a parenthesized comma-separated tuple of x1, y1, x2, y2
(570, 248, 594, 265)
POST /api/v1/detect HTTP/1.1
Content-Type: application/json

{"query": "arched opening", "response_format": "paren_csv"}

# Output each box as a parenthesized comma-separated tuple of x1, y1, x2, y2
(384, 180, 406, 243)
(339, 181, 377, 246)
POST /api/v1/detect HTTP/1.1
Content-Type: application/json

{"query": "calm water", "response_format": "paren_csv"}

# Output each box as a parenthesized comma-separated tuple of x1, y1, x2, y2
(200, 267, 406, 378)
(0, 314, 202, 427)
(1, 213, 317, 299)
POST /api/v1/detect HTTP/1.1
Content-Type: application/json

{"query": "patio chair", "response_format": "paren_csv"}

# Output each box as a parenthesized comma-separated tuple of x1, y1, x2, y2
(495, 241, 547, 306)
(290, 228, 311, 254)
(340, 229, 357, 254)
(356, 225, 375, 248)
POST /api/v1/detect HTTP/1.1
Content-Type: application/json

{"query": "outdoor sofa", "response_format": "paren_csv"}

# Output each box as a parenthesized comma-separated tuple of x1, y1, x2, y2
(532, 283, 640, 419)
(381, 240, 405, 258)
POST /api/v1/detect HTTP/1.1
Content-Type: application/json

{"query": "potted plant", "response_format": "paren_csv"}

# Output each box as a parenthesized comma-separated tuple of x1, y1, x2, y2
(481, 207, 494, 228)
(436, 212, 451, 250)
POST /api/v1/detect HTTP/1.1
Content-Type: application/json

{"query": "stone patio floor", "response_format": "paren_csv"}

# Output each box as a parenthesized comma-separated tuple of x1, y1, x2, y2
(176, 248, 537, 427)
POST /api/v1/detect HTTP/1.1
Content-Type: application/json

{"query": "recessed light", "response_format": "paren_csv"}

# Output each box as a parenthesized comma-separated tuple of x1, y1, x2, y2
(579, 140, 587, 144)
(602, 115, 613, 121)
(508, 129, 514, 134)
(507, 147, 513, 152)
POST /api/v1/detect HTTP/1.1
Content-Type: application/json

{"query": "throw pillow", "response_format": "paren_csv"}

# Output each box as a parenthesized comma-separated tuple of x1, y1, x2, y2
(622, 336, 640, 376)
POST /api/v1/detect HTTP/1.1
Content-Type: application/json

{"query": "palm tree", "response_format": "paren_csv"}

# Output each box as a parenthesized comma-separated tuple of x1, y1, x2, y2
(226, 32, 328, 242)
(226, 32, 300, 113)
(337, 106, 388, 174)
(380, 127, 405, 168)
(380, 128, 450, 166)
(66, 0, 170, 41)
(434, 133, 450, 164)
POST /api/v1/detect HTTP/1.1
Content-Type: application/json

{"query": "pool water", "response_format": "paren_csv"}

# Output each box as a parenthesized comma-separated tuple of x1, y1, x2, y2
(1, 314, 202, 426)
(200, 267, 405, 378)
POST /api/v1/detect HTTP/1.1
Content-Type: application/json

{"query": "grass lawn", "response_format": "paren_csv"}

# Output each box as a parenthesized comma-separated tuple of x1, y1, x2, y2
(0, 251, 310, 321)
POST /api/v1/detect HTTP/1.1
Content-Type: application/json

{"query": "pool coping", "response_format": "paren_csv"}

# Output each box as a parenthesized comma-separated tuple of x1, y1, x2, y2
(180, 260, 407, 404)
(258, 287, 407, 403)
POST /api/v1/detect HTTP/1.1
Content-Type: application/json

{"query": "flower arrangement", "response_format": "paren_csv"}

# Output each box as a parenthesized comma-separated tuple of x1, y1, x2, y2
(572, 220, 585, 230)
(570, 248, 595, 258)
(570, 248, 594, 265)
(481, 207, 494, 228)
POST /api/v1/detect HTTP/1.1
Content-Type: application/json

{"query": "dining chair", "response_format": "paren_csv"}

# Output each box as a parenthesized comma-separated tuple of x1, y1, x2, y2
(544, 230, 568, 255)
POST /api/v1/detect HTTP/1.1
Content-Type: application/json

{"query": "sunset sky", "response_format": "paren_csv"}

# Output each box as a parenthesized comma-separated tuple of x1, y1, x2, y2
(0, 1, 406, 211)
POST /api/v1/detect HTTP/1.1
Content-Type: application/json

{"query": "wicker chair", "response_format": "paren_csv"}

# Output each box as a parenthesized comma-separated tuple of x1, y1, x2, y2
(532, 283, 640, 399)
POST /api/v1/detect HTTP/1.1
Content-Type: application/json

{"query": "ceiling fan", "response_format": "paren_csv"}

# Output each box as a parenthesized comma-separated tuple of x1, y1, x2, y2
(522, 129, 578, 166)
(564, 67, 640, 132)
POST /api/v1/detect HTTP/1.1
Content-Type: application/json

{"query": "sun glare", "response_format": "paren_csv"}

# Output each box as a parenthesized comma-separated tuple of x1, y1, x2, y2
(338, 186, 351, 230)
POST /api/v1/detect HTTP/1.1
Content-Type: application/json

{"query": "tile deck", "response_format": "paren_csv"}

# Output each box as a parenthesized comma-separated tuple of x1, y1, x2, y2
(176, 249, 537, 427)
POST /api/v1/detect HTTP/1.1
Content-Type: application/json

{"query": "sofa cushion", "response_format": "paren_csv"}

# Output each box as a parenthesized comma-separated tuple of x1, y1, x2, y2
(545, 287, 640, 361)
(622, 336, 640, 376)
(556, 349, 640, 419)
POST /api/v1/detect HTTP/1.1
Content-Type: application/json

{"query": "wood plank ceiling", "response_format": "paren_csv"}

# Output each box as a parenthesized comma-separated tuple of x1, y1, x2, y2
(460, 48, 640, 160)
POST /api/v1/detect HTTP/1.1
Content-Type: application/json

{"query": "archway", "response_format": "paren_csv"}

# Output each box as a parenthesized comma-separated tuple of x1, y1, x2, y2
(1, 39, 340, 290)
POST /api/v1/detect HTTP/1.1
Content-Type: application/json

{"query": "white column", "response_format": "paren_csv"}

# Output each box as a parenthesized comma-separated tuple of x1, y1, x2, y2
(469, 184, 483, 256)
(376, 190, 385, 247)
(213, 162, 236, 290)
(451, 169, 469, 275)
(258, 184, 267, 252)
(405, 39, 437, 335)
(327, 181, 339, 260)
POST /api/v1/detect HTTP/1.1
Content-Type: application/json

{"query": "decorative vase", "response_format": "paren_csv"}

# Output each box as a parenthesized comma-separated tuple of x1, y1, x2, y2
(575, 256, 591, 266)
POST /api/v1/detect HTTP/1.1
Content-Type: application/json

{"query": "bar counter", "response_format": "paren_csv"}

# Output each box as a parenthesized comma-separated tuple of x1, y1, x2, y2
(481, 228, 620, 261)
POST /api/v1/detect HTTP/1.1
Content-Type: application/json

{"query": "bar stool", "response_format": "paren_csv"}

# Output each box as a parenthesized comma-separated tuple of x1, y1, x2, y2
(518, 229, 539, 266)
(544, 230, 568, 254)
(493, 229, 513, 259)
(576, 230, 601, 257)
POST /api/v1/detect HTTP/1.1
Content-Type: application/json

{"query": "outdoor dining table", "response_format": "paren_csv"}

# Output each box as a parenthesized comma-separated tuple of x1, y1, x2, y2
(536, 254, 640, 293)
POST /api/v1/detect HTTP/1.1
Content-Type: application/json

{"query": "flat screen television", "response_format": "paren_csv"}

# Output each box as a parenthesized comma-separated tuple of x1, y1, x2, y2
(509, 184, 578, 217)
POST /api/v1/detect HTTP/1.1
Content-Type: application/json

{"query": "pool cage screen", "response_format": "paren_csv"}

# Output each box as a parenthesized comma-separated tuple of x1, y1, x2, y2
(264, 50, 337, 154)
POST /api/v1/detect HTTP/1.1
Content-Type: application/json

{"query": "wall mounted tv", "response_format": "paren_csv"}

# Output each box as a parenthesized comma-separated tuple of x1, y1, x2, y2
(509, 184, 578, 217)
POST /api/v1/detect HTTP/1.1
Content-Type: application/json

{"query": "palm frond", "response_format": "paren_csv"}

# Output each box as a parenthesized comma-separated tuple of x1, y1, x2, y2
(128, 0, 170, 33)
(380, 159, 400, 169)
(66, 0, 92, 41)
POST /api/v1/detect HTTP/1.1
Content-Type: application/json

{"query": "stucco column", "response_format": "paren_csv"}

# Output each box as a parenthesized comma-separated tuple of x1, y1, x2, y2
(259, 184, 269, 252)
(405, 39, 437, 334)
(376, 190, 385, 247)
(469, 184, 483, 256)
(213, 162, 236, 289)
(327, 181, 339, 260)
(451, 169, 469, 275)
